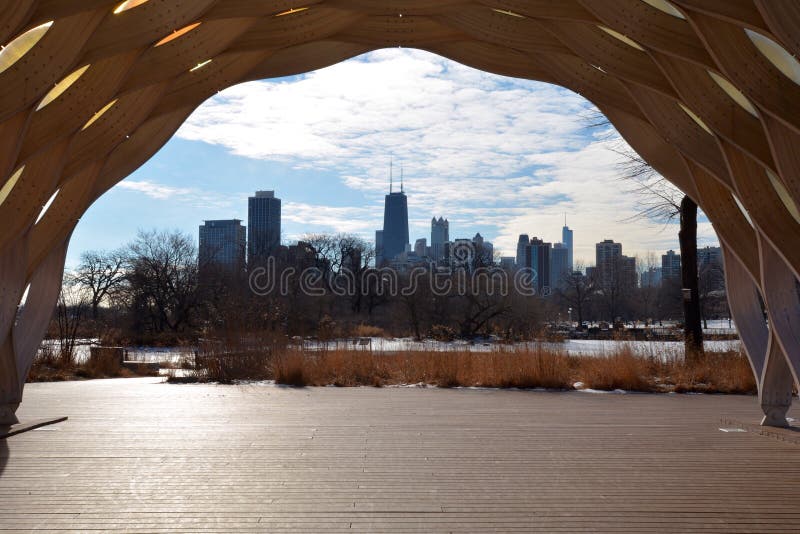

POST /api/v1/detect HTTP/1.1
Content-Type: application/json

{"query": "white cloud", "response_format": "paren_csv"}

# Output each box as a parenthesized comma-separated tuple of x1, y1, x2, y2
(175, 49, 718, 263)
(117, 180, 192, 200)
(283, 202, 379, 237)
(116, 179, 235, 211)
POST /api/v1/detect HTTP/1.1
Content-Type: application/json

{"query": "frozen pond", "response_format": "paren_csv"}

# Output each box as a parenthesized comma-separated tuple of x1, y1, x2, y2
(299, 337, 741, 356)
(42, 333, 741, 367)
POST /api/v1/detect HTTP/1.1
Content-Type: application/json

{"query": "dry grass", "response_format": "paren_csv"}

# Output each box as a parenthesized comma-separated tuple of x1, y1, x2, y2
(27, 349, 157, 382)
(184, 343, 756, 394)
(351, 324, 388, 338)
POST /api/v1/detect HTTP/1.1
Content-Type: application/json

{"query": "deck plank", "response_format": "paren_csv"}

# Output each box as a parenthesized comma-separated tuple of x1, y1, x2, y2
(0, 378, 798, 532)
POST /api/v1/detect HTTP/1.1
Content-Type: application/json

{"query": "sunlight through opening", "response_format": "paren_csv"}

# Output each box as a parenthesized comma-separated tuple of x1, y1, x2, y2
(81, 99, 118, 131)
(733, 195, 754, 228)
(113, 0, 150, 14)
(0, 21, 54, 75)
(155, 22, 202, 47)
(275, 7, 309, 17)
(0, 166, 24, 207)
(640, 0, 686, 19)
(679, 103, 714, 135)
(598, 26, 646, 52)
(745, 29, 800, 86)
(18, 283, 31, 308)
(708, 71, 758, 117)
(36, 65, 90, 111)
(35, 189, 59, 225)
(492, 9, 525, 19)
(190, 59, 213, 72)
(766, 169, 800, 224)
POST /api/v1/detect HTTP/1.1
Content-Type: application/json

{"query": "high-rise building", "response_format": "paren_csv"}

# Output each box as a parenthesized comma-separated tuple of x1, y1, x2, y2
(375, 230, 384, 266)
(516, 234, 530, 268)
(562, 219, 573, 272)
(414, 238, 428, 258)
(640, 267, 662, 288)
(450, 238, 474, 269)
(619, 255, 638, 290)
(199, 219, 246, 273)
(698, 245, 725, 291)
(380, 167, 409, 263)
(662, 249, 681, 283)
(248, 190, 281, 263)
(698, 246, 722, 268)
(550, 243, 570, 289)
(528, 237, 552, 294)
(499, 257, 516, 270)
(472, 232, 494, 265)
(431, 217, 449, 261)
(596, 239, 623, 290)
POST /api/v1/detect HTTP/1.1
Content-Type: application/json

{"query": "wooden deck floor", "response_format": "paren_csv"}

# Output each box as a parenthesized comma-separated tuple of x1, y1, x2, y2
(1, 378, 799, 532)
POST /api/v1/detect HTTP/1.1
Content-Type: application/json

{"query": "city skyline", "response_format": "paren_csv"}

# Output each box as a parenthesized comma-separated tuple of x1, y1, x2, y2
(197, 185, 708, 284)
(65, 48, 720, 268)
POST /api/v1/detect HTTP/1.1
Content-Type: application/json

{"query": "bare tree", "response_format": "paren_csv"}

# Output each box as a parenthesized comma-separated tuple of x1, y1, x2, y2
(634, 252, 660, 325)
(558, 263, 595, 328)
(124, 229, 199, 334)
(302, 233, 376, 314)
(56, 273, 88, 365)
(698, 259, 727, 329)
(586, 108, 704, 353)
(73, 249, 127, 320)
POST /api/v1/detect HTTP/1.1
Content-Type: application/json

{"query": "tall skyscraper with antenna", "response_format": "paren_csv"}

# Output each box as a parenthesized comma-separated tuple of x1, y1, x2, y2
(562, 215, 573, 272)
(379, 159, 409, 264)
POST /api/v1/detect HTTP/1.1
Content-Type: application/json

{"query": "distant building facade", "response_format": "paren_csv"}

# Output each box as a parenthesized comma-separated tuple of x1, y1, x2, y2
(662, 249, 681, 283)
(199, 219, 246, 275)
(640, 267, 663, 288)
(595, 239, 622, 289)
(248, 190, 281, 263)
(414, 238, 428, 258)
(550, 243, 569, 289)
(473, 232, 494, 266)
(381, 187, 409, 263)
(499, 256, 516, 270)
(528, 237, 552, 294)
(375, 230, 384, 266)
(431, 217, 449, 261)
(698, 246, 722, 268)
(516, 234, 530, 268)
(562, 222, 574, 272)
(698, 246, 725, 292)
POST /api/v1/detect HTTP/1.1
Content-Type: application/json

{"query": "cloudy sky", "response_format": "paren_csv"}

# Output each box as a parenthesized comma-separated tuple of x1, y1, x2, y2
(68, 48, 719, 267)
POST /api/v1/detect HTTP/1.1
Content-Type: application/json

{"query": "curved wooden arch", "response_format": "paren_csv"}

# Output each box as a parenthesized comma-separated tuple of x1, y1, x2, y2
(1, 0, 799, 426)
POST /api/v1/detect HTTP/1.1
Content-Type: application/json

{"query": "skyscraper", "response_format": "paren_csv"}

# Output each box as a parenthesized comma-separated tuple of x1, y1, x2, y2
(528, 237, 552, 293)
(550, 243, 569, 289)
(596, 239, 622, 289)
(199, 219, 246, 275)
(375, 230, 384, 266)
(431, 217, 449, 261)
(472, 232, 494, 266)
(414, 238, 428, 258)
(248, 190, 281, 263)
(698, 246, 722, 268)
(516, 234, 530, 268)
(640, 267, 662, 288)
(381, 166, 409, 263)
(562, 218, 574, 272)
(662, 249, 681, 283)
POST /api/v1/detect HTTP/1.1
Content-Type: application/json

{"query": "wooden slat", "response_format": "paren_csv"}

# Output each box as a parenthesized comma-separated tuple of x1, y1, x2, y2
(0, 377, 798, 532)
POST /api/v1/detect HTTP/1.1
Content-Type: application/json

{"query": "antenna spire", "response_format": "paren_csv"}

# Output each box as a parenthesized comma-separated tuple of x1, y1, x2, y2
(401, 165, 404, 193)
(390, 156, 393, 193)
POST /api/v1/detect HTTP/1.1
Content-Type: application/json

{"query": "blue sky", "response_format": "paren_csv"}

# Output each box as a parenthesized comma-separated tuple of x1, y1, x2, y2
(68, 48, 718, 268)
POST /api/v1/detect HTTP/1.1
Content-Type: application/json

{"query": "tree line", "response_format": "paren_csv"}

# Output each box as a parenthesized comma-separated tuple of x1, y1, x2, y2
(51, 229, 728, 348)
